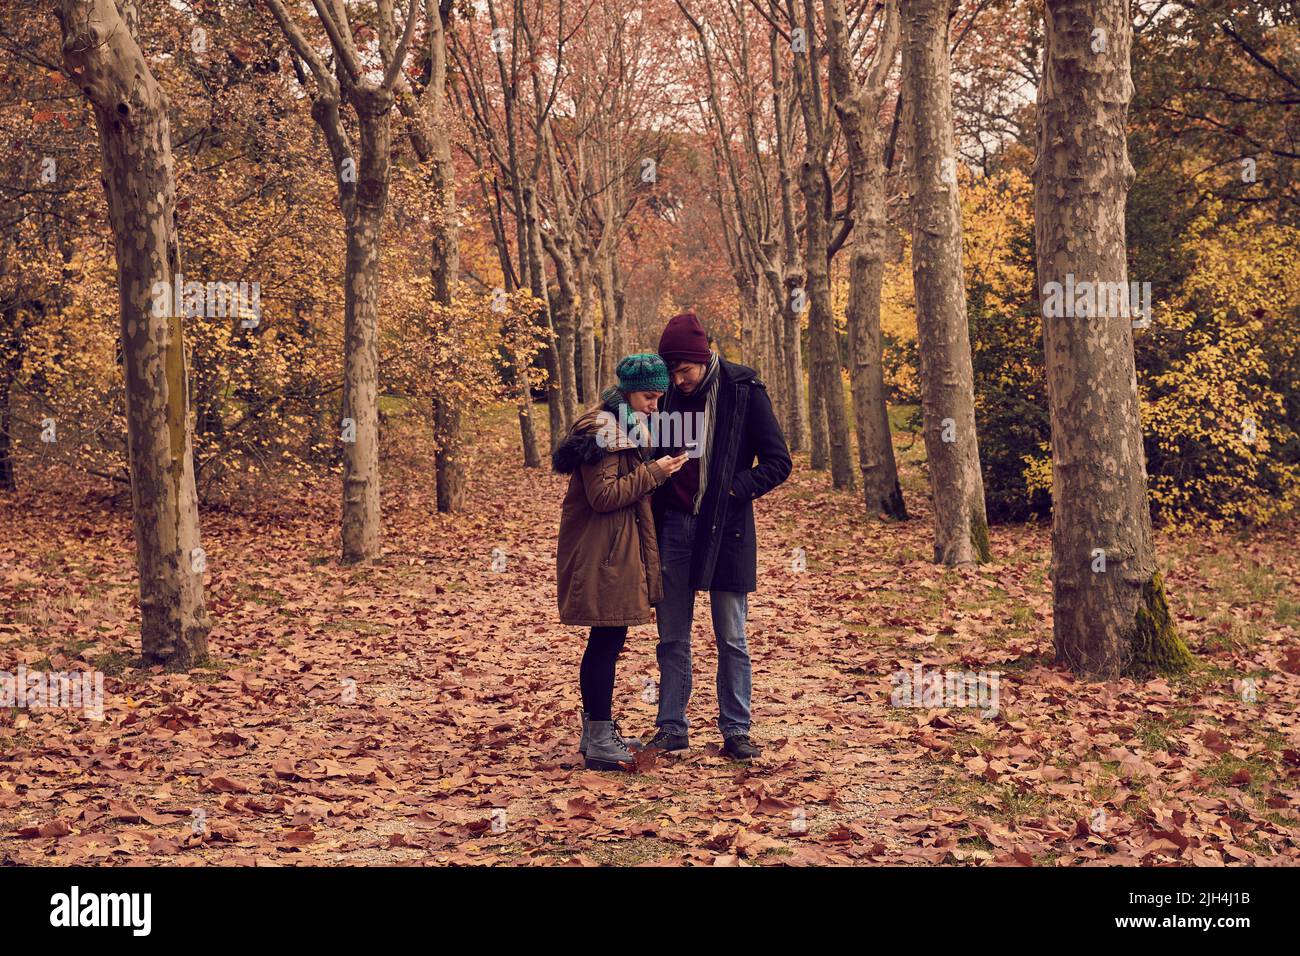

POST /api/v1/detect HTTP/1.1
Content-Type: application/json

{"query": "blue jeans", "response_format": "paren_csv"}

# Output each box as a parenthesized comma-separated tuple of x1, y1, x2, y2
(655, 509, 752, 739)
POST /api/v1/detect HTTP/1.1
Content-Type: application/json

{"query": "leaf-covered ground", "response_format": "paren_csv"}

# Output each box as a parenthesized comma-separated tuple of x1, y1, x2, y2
(1, 405, 1297, 865)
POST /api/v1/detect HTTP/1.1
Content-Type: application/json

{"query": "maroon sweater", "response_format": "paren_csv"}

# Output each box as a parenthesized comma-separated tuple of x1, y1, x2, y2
(666, 384, 708, 513)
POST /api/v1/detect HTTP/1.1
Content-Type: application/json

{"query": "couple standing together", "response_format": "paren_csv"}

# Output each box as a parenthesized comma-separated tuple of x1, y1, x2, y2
(552, 311, 792, 770)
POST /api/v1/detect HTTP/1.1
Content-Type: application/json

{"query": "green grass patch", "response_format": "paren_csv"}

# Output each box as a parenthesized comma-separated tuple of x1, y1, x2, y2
(1201, 752, 1277, 798)
(91, 650, 138, 677)
(1275, 596, 1299, 627)
(1134, 718, 1175, 752)
(888, 403, 921, 434)
(326, 619, 393, 635)
(1009, 604, 1034, 627)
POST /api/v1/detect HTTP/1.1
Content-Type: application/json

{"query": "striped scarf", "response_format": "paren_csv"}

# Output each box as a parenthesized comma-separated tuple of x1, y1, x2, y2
(690, 353, 721, 515)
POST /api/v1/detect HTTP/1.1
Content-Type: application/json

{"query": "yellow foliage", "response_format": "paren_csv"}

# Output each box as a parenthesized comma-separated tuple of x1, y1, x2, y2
(1142, 202, 1300, 529)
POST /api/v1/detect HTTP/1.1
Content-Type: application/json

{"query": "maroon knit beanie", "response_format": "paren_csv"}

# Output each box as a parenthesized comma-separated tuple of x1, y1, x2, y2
(658, 312, 711, 365)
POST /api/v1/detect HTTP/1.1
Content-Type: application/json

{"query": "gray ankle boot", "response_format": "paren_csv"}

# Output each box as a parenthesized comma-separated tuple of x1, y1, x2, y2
(614, 719, 643, 752)
(584, 720, 635, 771)
(580, 712, 639, 755)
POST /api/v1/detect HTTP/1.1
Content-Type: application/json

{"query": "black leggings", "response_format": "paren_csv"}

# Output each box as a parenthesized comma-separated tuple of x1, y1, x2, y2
(580, 626, 628, 721)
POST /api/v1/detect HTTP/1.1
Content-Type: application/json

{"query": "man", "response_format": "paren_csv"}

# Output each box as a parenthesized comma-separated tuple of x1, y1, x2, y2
(646, 311, 792, 761)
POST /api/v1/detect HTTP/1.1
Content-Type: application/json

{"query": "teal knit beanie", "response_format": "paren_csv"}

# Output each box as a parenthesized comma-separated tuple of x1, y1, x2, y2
(615, 352, 669, 394)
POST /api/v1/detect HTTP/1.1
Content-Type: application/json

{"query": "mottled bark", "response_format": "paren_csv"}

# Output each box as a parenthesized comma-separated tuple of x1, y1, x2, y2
(538, 243, 579, 426)
(846, 191, 906, 517)
(827, 0, 907, 519)
(508, 126, 540, 467)
(524, 186, 566, 446)
(56, 0, 209, 667)
(576, 249, 598, 403)
(266, 0, 420, 559)
(772, 32, 808, 452)
(782, 270, 808, 453)
(807, 359, 829, 472)
(416, 1, 464, 513)
(470, 143, 538, 468)
(903, 0, 989, 564)
(753, 278, 780, 408)
(472, 0, 544, 468)
(339, 216, 382, 560)
(516, 388, 541, 467)
(338, 94, 389, 562)
(431, 174, 462, 509)
(507, 204, 540, 469)
(612, 256, 628, 365)
(710, 144, 764, 373)
(738, 271, 759, 367)
(798, 160, 848, 485)
(1035, 0, 1190, 676)
(596, 244, 620, 384)
(788, 0, 853, 489)
(549, 274, 578, 405)
(540, 139, 580, 427)
(678, 3, 802, 439)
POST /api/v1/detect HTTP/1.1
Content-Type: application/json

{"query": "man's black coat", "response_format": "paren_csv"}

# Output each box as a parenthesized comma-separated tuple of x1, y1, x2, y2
(652, 358, 792, 592)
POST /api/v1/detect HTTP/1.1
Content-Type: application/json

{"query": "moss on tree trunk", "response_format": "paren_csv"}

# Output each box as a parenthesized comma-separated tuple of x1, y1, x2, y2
(1126, 572, 1194, 676)
(880, 480, 909, 521)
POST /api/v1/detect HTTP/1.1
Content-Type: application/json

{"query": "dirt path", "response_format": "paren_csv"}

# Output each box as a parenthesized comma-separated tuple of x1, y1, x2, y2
(0, 407, 948, 866)
(2, 406, 1296, 865)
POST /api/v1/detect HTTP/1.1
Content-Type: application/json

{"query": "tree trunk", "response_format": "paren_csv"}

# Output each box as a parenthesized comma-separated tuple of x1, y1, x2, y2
(760, 279, 786, 413)
(57, 0, 209, 667)
(425, 4, 464, 514)
(544, 238, 580, 427)
(799, 160, 853, 488)
(516, 369, 542, 467)
(785, 0, 849, 485)
(597, 245, 620, 385)
(0, 304, 19, 493)
(827, 0, 907, 518)
(782, 272, 808, 453)
(541, 132, 582, 423)
(808, 373, 829, 472)
(847, 213, 907, 518)
(267, 0, 419, 558)
(738, 271, 759, 369)
(338, 94, 391, 563)
(576, 250, 598, 404)
(524, 186, 566, 447)
(340, 207, 383, 562)
(482, 175, 539, 468)
(612, 255, 628, 364)
(491, 169, 540, 469)
(432, 396, 463, 510)
(771, 34, 808, 455)
(0, 358, 15, 493)
(1035, 0, 1191, 677)
(903, 0, 989, 565)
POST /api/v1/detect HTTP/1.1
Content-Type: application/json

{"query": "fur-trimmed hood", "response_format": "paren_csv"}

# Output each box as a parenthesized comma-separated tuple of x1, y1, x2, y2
(554, 403, 665, 626)
(551, 407, 644, 475)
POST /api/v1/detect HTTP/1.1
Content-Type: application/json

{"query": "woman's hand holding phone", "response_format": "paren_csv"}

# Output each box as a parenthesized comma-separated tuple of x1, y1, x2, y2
(655, 451, 689, 476)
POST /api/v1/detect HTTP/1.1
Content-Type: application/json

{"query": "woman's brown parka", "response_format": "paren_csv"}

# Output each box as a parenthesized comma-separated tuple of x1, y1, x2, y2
(553, 407, 667, 627)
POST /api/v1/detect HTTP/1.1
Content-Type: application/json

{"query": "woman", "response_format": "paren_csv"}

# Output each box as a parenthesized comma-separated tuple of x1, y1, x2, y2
(552, 354, 687, 770)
